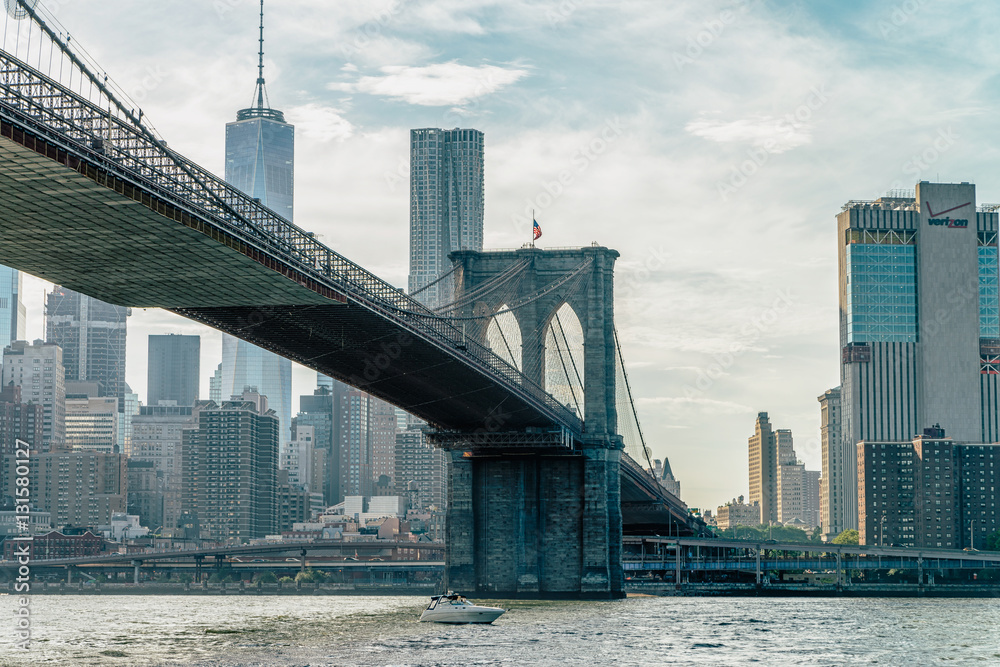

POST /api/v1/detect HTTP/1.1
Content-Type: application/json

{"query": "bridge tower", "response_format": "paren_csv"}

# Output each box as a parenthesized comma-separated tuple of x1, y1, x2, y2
(435, 245, 624, 599)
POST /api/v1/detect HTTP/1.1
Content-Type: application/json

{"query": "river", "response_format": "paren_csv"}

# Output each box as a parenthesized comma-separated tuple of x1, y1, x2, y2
(1, 594, 997, 665)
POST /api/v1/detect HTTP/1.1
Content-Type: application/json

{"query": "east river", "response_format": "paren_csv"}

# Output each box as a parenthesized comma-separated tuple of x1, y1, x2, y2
(1, 594, 998, 665)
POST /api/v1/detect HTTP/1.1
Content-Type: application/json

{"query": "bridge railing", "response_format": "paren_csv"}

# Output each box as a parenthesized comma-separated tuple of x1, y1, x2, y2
(0, 47, 583, 434)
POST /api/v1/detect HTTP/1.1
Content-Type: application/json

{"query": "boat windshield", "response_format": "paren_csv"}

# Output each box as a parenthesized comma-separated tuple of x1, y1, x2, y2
(426, 598, 439, 610)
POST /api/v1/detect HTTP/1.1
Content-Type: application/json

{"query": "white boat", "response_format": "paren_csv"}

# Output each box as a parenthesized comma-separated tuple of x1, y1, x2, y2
(419, 592, 506, 624)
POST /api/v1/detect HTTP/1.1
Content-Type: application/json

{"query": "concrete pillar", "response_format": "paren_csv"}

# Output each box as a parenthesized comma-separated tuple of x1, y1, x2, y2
(194, 556, 203, 584)
(836, 551, 843, 592)
(755, 548, 762, 586)
(445, 452, 475, 592)
(300, 549, 307, 573)
(132, 560, 141, 585)
(66, 566, 73, 585)
(675, 543, 682, 589)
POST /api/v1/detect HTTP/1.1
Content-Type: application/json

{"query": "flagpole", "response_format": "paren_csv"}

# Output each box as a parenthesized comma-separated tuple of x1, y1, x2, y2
(531, 209, 535, 248)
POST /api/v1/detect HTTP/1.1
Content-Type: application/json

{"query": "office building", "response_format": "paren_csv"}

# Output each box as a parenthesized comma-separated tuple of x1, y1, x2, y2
(181, 389, 279, 542)
(130, 404, 198, 534)
(282, 423, 327, 496)
(147, 334, 200, 407)
(45, 286, 130, 402)
(220, 5, 294, 448)
(408, 127, 484, 307)
(857, 427, 1000, 548)
(209, 363, 222, 404)
(0, 265, 25, 351)
(0, 450, 126, 528)
(370, 396, 398, 492)
(64, 385, 119, 454)
(2, 340, 65, 452)
(748, 412, 793, 524)
(777, 463, 821, 528)
(394, 427, 447, 511)
(127, 459, 165, 532)
(838, 182, 1000, 530)
(297, 385, 336, 503)
(0, 384, 42, 457)
(339, 385, 371, 498)
(715, 496, 761, 530)
(818, 387, 844, 540)
(652, 458, 682, 498)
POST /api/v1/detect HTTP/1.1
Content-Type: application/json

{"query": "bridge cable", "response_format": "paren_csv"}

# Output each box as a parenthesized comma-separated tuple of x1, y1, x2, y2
(613, 325, 662, 499)
(549, 318, 582, 418)
(554, 311, 584, 395)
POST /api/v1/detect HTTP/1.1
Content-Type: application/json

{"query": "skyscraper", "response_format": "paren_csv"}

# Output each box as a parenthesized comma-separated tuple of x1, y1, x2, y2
(181, 389, 278, 542)
(45, 286, 130, 403)
(2, 340, 65, 452)
(221, 1, 294, 447)
(408, 127, 484, 307)
(147, 334, 200, 407)
(0, 265, 25, 351)
(748, 412, 778, 524)
(837, 182, 998, 529)
(818, 387, 843, 540)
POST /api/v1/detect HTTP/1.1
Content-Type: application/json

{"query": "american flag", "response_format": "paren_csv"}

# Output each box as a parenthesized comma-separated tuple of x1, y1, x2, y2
(533, 219, 542, 240)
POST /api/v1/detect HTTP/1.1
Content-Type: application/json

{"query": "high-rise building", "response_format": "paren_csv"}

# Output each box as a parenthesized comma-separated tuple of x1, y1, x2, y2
(181, 389, 279, 542)
(776, 463, 821, 528)
(0, 450, 126, 528)
(209, 363, 222, 404)
(408, 127, 484, 307)
(220, 338, 292, 447)
(748, 412, 778, 524)
(394, 427, 447, 511)
(339, 385, 370, 498)
(45, 286, 130, 402)
(127, 459, 164, 532)
(652, 458, 682, 498)
(857, 427, 1000, 548)
(0, 265, 25, 351)
(220, 3, 294, 450)
(130, 404, 197, 535)
(296, 386, 335, 504)
(2, 340, 65, 452)
(370, 396, 398, 492)
(0, 384, 42, 458)
(147, 334, 200, 407)
(64, 386, 119, 454)
(818, 387, 844, 540)
(838, 182, 1000, 530)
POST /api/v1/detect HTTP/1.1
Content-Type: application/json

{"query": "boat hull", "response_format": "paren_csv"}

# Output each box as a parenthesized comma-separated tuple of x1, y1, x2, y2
(419, 608, 505, 624)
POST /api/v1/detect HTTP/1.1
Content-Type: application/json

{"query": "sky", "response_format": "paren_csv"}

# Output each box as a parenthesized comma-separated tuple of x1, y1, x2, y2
(5, 0, 1000, 512)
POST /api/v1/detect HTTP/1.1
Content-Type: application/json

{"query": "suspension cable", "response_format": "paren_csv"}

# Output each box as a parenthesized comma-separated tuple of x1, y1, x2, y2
(613, 325, 659, 494)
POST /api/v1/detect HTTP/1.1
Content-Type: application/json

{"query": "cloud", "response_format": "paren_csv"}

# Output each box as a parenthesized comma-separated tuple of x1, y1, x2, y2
(330, 62, 529, 106)
(286, 104, 354, 142)
(685, 115, 812, 153)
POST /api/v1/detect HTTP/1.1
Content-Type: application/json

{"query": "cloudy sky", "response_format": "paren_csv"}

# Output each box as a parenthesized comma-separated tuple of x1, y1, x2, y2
(5, 0, 1000, 512)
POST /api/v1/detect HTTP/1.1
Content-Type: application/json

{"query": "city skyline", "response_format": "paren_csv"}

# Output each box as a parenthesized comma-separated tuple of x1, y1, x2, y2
(12, 1, 1000, 511)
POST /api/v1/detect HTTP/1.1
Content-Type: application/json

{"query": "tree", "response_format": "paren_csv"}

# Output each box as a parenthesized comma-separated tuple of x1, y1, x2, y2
(832, 529, 859, 545)
(986, 530, 1000, 552)
(255, 571, 278, 584)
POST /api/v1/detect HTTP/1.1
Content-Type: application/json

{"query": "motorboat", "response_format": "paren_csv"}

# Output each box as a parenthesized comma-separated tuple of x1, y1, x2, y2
(419, 592, 506, 624)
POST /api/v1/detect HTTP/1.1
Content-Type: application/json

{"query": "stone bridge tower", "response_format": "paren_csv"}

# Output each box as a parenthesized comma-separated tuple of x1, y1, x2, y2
(437, 245, 624, 599)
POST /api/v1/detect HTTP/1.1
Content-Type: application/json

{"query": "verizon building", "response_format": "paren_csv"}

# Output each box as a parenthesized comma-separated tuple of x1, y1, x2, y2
(837, 181, 999, 529)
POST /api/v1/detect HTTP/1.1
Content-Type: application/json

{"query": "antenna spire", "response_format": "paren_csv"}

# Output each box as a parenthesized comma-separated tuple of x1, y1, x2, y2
(237, 0, 284, 122)
(256, 0, 266, 110)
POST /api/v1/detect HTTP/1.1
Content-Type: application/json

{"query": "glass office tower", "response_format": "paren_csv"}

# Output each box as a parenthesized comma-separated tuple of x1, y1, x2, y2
(0, 264, 25, 351)
(220, 5, 294, 447)
(836, 182, 999, 531)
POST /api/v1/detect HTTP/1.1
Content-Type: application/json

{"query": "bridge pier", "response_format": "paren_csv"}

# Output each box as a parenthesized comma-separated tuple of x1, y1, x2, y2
(445, 445, 623, 600)
(132, 560, 141, 585)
